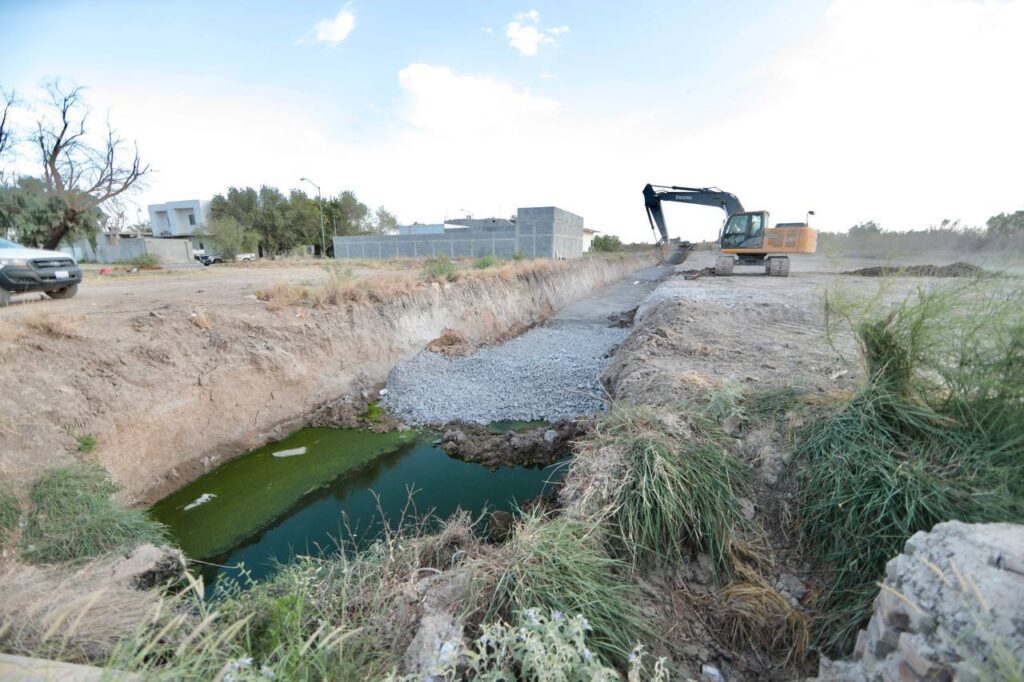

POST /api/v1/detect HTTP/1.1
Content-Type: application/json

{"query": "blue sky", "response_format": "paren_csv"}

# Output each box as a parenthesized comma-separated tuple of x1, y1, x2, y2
(2, 0, 1022, 240)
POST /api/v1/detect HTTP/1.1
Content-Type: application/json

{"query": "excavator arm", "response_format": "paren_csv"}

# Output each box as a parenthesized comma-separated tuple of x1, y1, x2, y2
(642, 183, 745, 245)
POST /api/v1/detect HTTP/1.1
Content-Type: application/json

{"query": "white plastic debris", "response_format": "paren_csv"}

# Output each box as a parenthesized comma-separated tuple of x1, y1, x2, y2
(272, 446, 307, 458)
(701, 664, 724, 682)
(184, 493, 217, 511)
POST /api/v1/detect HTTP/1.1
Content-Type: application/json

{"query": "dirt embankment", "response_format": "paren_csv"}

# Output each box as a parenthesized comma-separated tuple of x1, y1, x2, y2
(0, 255, 653, 505)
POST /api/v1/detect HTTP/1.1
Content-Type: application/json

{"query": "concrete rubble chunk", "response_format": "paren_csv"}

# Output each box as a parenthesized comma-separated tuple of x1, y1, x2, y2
(814, 521, 1024, 681)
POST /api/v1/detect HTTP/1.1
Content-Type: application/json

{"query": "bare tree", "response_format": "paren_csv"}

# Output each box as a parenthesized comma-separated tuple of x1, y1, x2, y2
(34, 82, 149, 249)
(0, 88, 15, 183)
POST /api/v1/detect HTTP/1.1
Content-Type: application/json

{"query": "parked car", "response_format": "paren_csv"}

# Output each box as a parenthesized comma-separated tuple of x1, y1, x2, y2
(0, 238, 82, 307)
(235, 253, 257, 262)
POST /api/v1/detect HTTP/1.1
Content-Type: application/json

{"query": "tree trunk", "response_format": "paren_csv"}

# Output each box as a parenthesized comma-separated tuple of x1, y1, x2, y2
(42, 209, 76, 251)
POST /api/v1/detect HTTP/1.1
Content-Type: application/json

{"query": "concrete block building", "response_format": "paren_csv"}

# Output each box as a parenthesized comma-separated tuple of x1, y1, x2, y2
(333, 206, 584, 260)
(148, 200, 210, 238)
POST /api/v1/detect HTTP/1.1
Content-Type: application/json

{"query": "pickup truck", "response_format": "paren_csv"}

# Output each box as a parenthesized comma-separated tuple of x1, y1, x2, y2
(0, 238, 82, 307)
(196, 253, 257, 266)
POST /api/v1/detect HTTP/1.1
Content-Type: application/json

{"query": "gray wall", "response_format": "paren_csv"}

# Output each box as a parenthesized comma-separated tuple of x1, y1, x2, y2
(334, 224, 520, 260)
(334, 206, 585, 261)
(514, 207, 583, 259)
(62, 236, 194, 264)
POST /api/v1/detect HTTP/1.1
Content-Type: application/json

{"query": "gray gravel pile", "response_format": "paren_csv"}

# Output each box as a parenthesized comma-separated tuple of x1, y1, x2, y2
(383, 325, 630, 425)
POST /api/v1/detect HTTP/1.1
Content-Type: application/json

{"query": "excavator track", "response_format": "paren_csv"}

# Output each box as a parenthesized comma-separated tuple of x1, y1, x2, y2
(714, 256, 735, 276)
(766, 256, 791, 277)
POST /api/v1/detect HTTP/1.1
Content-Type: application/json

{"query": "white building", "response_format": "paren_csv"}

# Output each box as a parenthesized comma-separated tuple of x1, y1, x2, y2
(582, 228, 601, 252)
(148, 200, 211, 238)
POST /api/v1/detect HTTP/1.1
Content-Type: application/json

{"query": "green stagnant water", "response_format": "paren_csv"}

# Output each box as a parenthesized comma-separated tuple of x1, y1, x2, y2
(151, 427, 562, 591)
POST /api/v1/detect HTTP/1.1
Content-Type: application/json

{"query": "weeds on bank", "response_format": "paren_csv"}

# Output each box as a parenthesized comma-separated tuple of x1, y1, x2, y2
(422, 255, 459, 282)
(474, 254, 501, 269)
(480, 513, 651, 667)
(797, 278, 1024, 654)
(586, 402, 751, 574)
(119, 253, 163, 270)
(0, 486, 19, 546)
(76, 434, 97, 453)
(21, 464, 167, 563)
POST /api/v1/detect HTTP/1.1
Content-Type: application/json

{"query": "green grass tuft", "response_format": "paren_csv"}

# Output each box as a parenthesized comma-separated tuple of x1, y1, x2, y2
(21, 464, 167, 564)
(474, 255, 501, 269)
(797, 279, 1024, 654)
(0, 487, 20, 547)
(76, 434, 97, 453)
(589, 403, 751, 574)
(483, 514, 651, 667)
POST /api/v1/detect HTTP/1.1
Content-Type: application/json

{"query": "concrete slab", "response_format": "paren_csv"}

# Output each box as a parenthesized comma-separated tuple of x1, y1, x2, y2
(547, 264, 671, 327)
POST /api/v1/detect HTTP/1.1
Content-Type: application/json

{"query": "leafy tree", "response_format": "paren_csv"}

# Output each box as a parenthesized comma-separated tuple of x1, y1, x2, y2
(0, 177, 102, 247)
(325, 190, 370, 235)
(202, 216, 259, 260)
(848, 221, 883, 237)
(986, 210, 1024, 236)
(591, 234, 623, 252)
(373, 205, 398, 235)
(0, 88, 14, 184)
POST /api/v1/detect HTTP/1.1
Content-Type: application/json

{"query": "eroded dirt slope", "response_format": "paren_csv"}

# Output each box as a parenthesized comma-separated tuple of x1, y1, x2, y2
(0, 255, 652, 504)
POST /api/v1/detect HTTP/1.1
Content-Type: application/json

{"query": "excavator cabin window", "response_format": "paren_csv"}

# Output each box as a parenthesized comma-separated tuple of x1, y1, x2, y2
(721, 213, 764, 249)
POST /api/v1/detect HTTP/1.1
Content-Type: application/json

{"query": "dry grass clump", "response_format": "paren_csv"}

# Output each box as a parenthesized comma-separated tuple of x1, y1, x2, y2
(717, 578, 810, 664)
(0, 318, 25, 342)
(0, 559, 164, 664)
(23, 311, 82, 339)
(256, 280, 310, 310)
(190, 310, 212, 330)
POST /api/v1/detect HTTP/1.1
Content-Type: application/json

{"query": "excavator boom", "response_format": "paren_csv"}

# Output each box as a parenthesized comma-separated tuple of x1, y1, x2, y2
(643, 183, 745, 245)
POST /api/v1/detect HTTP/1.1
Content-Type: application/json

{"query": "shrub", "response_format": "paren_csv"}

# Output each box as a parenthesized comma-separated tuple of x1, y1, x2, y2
(474, 255, 501, 269)
(21, 464, 167, 563)
(481, 514, 651, 666)
(120, 253, 162, 270)
(201, 216, 259, 261)
(422, 255, 458, 282)
(798, 280, 1024, 653)
(591, 235, 623, 252)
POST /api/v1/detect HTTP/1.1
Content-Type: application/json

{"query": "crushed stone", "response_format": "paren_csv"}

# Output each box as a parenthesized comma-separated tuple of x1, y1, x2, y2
(383, 325, 629, 425)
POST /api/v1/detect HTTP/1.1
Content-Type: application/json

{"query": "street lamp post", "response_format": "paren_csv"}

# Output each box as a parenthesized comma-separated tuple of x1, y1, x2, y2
(300, 177, 326, 257)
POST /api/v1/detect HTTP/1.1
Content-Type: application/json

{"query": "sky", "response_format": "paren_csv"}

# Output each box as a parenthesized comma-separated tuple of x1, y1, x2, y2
(1, 0, 1022, 242)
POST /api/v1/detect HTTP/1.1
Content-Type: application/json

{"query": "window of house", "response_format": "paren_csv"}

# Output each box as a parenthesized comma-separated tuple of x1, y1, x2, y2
(188, 213, 196, 226)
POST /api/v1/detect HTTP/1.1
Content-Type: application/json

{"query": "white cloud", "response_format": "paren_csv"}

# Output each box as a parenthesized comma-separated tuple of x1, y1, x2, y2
(540, 71, 558, 79)
(481, 26, 493, 34)
(506, 10, 569, 56)
(312, 7, 355, 44)
(56, 0, 1022, 245)
(506, 22, 551, 57)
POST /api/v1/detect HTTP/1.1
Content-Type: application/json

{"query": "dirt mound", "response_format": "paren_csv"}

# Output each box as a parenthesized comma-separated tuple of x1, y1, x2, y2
(426, 327, 475, 357)
(438, 420, 581, 469)
(607, 306, 637, 328)
(844, 261, 988, 277)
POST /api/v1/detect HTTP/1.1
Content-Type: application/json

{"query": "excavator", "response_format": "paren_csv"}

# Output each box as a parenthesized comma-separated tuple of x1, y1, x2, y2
(642, 183, 817, 277)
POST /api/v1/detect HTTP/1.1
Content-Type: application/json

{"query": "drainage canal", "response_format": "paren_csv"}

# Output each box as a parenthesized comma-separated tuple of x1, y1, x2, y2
(151, 427, 563, 591)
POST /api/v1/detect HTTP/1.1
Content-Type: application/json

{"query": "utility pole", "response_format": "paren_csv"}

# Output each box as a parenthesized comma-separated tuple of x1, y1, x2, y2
(300, 177, 326, 257)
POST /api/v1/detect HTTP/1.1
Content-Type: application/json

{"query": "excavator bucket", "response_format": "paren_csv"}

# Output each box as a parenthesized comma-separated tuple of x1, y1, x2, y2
(662, 241, 693, 265)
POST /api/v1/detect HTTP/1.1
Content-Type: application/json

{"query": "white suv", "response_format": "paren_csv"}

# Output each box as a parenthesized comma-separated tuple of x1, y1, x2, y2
(0, 238, 82, 307)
